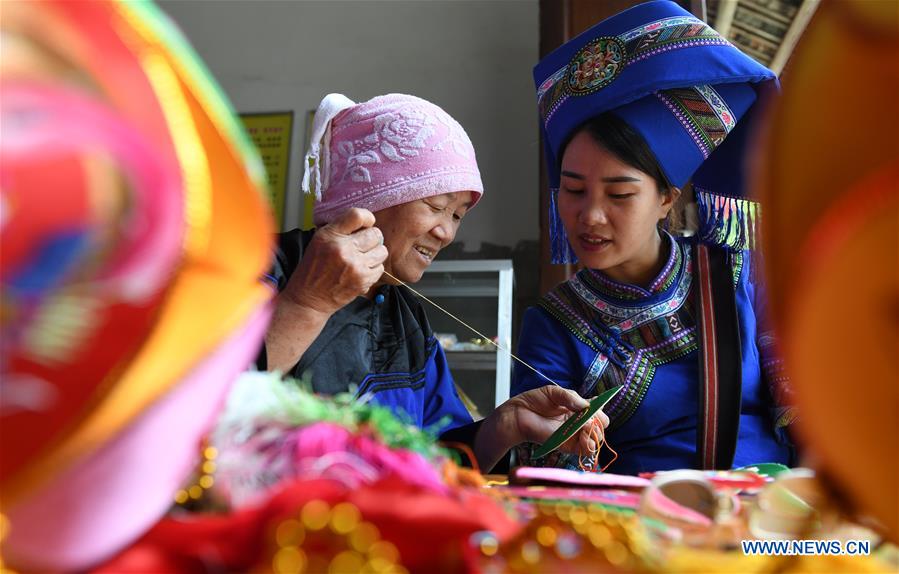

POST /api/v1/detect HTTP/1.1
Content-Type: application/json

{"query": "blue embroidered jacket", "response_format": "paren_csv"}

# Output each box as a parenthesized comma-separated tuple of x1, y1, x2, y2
(513, 233, 795, 474)
(257, 230, 473, 436)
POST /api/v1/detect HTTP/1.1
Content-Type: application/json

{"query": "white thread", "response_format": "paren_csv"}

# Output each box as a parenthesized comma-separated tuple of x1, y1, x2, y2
(382, 271, 561, 388)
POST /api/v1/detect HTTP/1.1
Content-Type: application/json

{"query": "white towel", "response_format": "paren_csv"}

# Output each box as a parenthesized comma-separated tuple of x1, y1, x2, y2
(301, 93, 355, 201)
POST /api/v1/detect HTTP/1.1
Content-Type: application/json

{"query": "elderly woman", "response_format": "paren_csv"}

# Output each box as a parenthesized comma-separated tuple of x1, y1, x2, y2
(259, 93, 606, 470)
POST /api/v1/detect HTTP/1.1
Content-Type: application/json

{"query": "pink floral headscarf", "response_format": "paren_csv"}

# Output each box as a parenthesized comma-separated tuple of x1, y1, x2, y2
(302, 94, 484, 226)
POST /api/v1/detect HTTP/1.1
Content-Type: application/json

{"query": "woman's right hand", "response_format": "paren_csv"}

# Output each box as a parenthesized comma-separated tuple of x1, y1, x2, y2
(473, 385, 610, 471)
(282, 208, 388, 315)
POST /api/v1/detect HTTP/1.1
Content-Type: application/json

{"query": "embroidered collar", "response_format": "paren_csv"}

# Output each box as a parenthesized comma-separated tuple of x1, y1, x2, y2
(582, 231, 682, 302)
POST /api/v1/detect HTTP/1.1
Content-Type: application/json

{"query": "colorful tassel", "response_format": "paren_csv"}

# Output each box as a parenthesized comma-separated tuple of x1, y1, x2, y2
(695, 187, 761, 252)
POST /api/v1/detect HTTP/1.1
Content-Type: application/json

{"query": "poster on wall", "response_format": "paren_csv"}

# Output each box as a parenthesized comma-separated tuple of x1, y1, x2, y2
(302, 109, 316, 230)
(239, 111, 293, 228)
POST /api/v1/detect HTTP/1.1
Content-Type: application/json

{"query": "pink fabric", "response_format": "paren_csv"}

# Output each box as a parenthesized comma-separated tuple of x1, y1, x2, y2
(216, 421, 448, 509)
(313, 94, 484, 225)
(3, 304, 272, 572)
(641, 485, 714, 527)
(513, 466, 651, 489)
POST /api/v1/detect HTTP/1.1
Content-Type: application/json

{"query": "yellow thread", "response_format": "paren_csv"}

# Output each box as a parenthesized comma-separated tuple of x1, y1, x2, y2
(382, 271, 562, 388)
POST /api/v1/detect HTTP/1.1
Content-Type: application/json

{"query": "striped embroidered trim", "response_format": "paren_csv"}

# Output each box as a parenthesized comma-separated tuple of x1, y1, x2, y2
(355, 338, 436, 397)
(579, 233, 682, 301)
(581, 351, 611, 397)
(538, 290, 606, 353)
(587, 290, 699, 426)
(619, 15, 703, 42)
(696, 84, 737, 131)
(649, 237, 680, 292)
(605, 328, 698, 427)
(625, 37, 730, 66)
(656, 85, 735, 159)
(537, 66, 569, 101)
(565, 242, 693, 329)
(582, 270, 651, 300)
(538, 286, 632, 369)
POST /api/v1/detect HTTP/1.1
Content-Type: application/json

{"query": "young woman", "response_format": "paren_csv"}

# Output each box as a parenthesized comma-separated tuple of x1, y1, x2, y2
(513, 0, 797, 475)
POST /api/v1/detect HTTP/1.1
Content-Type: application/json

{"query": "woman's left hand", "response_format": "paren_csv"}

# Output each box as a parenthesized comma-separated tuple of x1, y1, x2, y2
(473, 385, 610, 471)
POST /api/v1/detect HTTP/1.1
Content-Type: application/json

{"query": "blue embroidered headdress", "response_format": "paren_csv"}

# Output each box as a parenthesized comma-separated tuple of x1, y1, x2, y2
(535, 0, 777, 263)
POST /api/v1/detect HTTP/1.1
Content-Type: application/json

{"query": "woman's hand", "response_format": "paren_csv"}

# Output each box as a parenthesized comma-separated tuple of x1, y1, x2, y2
(283, 207, 388, 315)
(264, 208, 388, 373)
(473, 385, 610, 471)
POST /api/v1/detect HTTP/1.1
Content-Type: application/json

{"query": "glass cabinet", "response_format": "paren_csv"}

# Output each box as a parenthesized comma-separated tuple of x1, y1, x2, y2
(417, 259, 513, 418)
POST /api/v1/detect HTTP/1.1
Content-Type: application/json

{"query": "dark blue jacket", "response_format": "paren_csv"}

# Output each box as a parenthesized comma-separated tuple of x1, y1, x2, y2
(257, 230, 473, 436)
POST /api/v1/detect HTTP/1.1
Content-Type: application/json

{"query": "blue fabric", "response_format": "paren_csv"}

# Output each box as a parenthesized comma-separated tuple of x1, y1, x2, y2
(259, 229, 473, 437)
(512, 236, 791, 474)
(6, 230, 90, 297)
(362, 338, 472, 433)
(533, 0, 777, 262)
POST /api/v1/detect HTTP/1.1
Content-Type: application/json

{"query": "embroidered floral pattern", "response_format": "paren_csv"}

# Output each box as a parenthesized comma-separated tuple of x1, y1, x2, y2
(332, 108, 439, 185)
(566, 37, 626, 95)
(334, 141, 379, 184)
(374, 109, 435, 161)
(695, 84, 736, 131)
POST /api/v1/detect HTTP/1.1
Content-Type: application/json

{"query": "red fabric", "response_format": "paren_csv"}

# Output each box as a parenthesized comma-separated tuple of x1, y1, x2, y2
(96, 478, 520, 574)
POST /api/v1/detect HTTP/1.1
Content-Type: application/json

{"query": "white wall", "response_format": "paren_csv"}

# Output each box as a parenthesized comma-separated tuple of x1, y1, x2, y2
(160, 0, 539, 250)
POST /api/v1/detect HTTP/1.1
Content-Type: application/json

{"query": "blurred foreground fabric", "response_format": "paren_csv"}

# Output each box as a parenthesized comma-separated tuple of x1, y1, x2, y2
(756, 0, 898, 543)
(0, 0, 273, 568)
